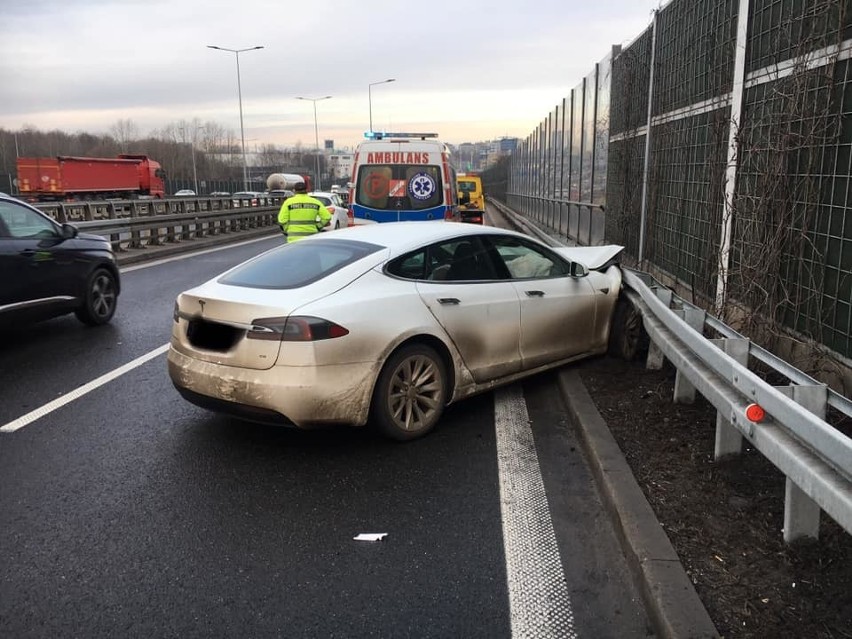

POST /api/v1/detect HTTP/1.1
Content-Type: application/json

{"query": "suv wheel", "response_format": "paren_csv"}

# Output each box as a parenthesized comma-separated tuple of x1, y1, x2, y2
(75, 267, 118, 326)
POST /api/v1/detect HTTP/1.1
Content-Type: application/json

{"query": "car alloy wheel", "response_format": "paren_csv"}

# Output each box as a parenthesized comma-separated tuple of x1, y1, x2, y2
(372, 344, 447, 440)
(75, 268, 118, 326)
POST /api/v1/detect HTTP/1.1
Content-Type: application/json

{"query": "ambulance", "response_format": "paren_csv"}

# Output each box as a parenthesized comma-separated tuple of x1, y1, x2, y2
(349, 132, 458, 223)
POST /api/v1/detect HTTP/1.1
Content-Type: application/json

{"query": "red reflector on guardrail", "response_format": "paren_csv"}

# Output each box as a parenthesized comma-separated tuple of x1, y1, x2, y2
(745, 403, 765, 423)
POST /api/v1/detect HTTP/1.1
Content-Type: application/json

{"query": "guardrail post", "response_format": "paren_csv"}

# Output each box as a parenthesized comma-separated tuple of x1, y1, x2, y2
(673, 307, 707, 403)
(104, 202, 126, 250)
(778, 384, 827, 542)
(709, 338, 750, 459)
(646, 288, 673, 370)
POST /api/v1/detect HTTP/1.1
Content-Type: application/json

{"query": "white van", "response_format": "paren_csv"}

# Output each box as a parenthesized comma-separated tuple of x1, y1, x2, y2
(349, 132, 458, 223)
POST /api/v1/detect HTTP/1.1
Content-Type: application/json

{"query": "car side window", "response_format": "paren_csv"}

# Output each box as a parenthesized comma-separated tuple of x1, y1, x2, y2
(386, 237, 504, 282)
(431, 236, 501, 282)
(485, 235, 569, 279)
(387, 249, 427, 280)
(0, 201, 59, 239)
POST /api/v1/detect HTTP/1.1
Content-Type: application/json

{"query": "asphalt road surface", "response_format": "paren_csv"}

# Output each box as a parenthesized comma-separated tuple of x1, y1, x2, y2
(0, 227, 654, 638)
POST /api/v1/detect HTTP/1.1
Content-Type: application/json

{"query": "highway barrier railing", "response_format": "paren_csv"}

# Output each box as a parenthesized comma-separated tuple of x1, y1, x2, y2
(35, 195, 283, 253)
(622, 268, 852, 544)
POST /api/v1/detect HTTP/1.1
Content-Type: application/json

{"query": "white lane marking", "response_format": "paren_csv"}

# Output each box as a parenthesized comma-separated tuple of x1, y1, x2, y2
(121, 235, 277, 273)
(495, 386, 577, 638)
(1, 343, 170, 433)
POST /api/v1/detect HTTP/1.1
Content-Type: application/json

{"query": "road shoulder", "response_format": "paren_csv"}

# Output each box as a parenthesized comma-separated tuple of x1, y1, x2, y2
(558, 369, 720, 639)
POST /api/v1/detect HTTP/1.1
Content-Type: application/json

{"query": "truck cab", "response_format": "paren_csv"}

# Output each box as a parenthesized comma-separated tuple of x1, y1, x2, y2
(457, 174, 485, 224)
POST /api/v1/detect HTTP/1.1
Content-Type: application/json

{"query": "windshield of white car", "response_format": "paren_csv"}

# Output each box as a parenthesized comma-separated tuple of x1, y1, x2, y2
(218, 239, 384, 289)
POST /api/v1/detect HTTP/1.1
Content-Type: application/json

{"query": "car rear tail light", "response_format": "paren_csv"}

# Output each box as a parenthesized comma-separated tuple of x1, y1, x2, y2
(327, 206, 335, 214)
(246, 317, 288, 341)
(247, 316, 349, 342)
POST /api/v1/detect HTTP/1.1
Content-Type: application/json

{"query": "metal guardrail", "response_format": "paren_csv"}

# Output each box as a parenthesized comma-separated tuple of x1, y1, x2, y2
(34, 194, 283, 223)
(34, 196, 282, 252)
(622, 268, 852, 543)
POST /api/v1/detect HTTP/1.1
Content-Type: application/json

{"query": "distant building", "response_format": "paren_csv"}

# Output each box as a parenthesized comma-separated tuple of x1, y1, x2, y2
(327, 153, 354, 182)
(499, 137, 518, 153)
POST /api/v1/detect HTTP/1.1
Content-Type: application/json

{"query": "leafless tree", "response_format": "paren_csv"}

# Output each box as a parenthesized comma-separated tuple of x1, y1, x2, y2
(110, 119, 139, 151)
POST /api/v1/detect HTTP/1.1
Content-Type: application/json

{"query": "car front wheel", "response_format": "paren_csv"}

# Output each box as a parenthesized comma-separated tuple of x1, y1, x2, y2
(371, 344, 448, 441)
(608, 295, 648, 360)
(75, 267, 118, 326)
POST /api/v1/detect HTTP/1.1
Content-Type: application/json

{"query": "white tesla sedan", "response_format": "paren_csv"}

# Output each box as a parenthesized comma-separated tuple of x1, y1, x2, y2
(168, 222, 632, 440)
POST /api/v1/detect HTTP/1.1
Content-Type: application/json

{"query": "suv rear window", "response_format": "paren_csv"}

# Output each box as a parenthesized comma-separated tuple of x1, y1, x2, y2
(355, 165, 443, 210)
(218, 239, 383, 289)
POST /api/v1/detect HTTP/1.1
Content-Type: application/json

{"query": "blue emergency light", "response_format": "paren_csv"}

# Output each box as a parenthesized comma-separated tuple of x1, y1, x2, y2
(364, 132, 439, 140)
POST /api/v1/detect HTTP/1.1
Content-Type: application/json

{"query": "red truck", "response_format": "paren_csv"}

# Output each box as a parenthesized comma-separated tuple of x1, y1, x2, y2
(17, 154, 166, 201)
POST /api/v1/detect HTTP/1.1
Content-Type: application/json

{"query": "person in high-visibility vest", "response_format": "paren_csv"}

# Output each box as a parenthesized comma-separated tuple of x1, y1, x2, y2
(278, 182, 332, 242)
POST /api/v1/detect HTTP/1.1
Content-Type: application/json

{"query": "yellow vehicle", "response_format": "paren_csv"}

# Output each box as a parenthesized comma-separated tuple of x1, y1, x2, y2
(457, 174, 484, 224)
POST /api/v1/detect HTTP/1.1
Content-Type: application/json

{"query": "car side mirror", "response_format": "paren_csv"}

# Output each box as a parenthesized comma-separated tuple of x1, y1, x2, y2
(60, 223, 79, 240)
(570, 262, 588, 277)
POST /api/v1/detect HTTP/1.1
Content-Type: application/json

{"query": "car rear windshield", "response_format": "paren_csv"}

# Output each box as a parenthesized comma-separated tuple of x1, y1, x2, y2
(218, 239, 383, 289)
(355, 165, 443, 210)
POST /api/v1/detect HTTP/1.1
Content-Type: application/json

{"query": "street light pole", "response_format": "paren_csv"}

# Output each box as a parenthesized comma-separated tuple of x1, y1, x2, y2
(207, 45, 264, 192)
(368, 78, 395, 133)
(296, 95, 332, 191)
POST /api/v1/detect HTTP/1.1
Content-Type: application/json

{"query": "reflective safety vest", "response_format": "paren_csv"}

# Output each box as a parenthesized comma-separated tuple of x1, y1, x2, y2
(278, 194, 332, 242)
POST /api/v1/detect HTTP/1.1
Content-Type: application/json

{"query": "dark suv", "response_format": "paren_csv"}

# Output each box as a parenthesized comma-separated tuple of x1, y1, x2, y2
(0, 195, 120, 328)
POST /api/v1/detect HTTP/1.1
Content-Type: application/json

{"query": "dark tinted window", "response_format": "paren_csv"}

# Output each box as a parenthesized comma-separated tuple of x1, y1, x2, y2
(219, 239, 383, 289)
(387, 236, 502, 281)
(0, 200, 59, 239)
(387, 249, 426, 279)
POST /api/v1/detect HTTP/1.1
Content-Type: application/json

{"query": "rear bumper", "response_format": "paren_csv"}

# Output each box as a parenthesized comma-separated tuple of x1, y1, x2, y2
(459, 210, 484, 224)
(173, 385, 295, 426)
(167, 346, 377, 427)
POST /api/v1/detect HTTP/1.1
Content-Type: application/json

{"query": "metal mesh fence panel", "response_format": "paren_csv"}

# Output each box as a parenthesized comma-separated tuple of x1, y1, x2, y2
(610, 28, 653, 136)
(605, 136, 645, 257)
(510, 0, 852, 360)
(646, 109, 730, 299)
(748, 0, 851, 73)
(654, 0, 738, 114)
(732, 52, 852, 357)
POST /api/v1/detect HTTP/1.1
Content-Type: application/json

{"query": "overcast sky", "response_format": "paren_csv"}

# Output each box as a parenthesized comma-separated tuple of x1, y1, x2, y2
(1, 0, 663, 150)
